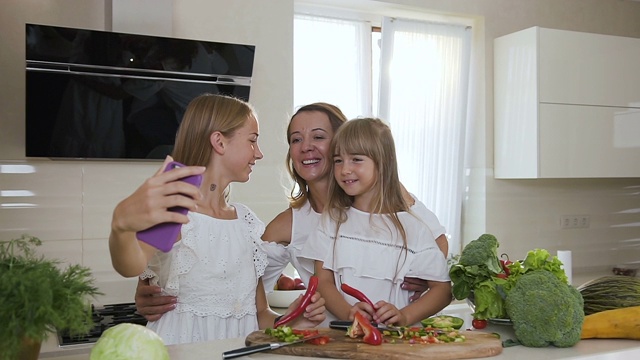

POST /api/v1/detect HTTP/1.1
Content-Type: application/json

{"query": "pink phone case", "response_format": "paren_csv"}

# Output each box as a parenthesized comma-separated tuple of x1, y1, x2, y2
(136, 161, 203, 252)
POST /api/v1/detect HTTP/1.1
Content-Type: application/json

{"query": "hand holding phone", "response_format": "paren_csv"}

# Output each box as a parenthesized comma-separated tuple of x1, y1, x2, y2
(136, 161, 203, 252)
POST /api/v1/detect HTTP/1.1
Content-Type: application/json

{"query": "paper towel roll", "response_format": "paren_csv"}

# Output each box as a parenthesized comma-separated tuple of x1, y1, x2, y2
(557, 250, 573, 285)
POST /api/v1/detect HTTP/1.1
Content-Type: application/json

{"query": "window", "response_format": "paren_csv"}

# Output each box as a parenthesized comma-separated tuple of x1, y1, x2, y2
(294, 13, 472, 257)
(294, 14, 372, 118)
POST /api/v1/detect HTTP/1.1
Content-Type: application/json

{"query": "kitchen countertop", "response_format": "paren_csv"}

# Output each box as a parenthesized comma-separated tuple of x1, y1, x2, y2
(38, 302, 640, 360)
(37, 330, 640, 360)
(40, 270, 635, 359)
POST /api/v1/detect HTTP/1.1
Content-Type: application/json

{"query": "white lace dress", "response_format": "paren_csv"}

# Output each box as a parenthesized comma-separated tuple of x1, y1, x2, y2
(140, 203, 268, 345)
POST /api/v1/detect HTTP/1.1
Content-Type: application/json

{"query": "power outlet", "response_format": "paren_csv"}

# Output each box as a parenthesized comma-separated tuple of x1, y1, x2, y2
(560, 215, 590, 229)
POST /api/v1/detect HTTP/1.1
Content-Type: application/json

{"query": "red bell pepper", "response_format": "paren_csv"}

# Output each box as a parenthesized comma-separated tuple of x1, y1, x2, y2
(347, 312, 383, 345)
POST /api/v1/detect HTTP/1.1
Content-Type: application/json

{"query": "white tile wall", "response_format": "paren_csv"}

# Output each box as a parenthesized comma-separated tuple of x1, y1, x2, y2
(0, 159, 294, 304)
(478, 176, 640, 279)
(0, 160, 156, 304)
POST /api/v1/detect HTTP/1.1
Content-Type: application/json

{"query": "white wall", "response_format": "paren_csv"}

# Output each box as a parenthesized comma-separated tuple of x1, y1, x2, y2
(0, 0, 293, 304)
(1, 0, 639, 304)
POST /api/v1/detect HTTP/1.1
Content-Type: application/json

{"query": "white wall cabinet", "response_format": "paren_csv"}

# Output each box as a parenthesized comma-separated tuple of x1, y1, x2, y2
(494, 26, 640, 179)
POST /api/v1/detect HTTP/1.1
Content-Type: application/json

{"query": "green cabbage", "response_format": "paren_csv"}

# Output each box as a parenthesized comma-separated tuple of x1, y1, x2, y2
(90, 323, 169, 360)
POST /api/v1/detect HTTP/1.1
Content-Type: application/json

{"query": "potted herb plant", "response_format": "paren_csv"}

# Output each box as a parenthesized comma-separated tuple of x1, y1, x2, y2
(0, 234, 102, 360)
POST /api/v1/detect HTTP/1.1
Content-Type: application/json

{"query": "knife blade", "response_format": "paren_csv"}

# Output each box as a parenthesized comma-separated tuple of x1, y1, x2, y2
(222, 334, 324, 359)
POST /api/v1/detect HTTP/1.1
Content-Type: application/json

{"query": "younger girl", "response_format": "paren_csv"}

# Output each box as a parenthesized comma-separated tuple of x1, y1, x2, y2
(109, 94, 325, 345)
(300, 118, 451, 327)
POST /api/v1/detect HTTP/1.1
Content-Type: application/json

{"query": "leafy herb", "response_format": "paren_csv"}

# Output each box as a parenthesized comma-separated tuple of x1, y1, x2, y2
(0, 234, 102, 360)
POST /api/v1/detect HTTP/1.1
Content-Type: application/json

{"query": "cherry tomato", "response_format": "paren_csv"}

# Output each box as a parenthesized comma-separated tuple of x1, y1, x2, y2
(472, 319, 488, 329)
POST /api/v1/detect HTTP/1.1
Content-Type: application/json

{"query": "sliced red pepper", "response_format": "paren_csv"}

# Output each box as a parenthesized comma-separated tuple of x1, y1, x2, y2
(292, 329, 319, 337)
(306, 335, 331, 345)
(274, 275, 319, 328)
(347, 312, 383, 345)
(340, 283, 375, 309)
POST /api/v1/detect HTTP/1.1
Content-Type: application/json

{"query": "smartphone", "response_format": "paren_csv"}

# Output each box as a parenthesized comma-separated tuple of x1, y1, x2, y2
(136, 161, 203, 252)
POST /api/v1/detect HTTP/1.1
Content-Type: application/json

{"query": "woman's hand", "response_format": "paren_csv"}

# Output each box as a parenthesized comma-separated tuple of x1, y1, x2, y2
(401, 277, 430, 303)
(284, 292, 326, 328)
(109, 156, 205, 277)
(111, 156, 205, 235)
(135, 278, 177, 322)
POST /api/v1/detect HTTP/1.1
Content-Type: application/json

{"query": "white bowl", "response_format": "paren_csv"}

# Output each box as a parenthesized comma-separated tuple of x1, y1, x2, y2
(267, 290, 305, 308)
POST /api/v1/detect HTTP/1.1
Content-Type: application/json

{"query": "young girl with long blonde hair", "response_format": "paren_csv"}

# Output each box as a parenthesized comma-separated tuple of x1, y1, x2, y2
(109, 94, 325, 344)
(301, 117, 451, 327)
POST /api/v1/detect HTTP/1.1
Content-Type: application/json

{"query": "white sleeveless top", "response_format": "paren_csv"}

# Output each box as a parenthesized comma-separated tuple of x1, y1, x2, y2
(261, 200, 320, 291)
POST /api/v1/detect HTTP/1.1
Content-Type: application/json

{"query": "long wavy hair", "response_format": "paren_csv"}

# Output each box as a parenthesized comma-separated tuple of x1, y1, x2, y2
(327, 118, 410, 249)
(286, 103, 347, 209)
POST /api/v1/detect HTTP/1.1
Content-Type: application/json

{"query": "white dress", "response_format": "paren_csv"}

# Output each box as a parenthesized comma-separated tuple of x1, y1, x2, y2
(140, 203, 268, 345)
(299, 207, 450, 326)
(261, 195, 446, 292)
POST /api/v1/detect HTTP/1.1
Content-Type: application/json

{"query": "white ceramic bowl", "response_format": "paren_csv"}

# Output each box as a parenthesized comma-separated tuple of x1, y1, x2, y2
(267, 290, 305, 308)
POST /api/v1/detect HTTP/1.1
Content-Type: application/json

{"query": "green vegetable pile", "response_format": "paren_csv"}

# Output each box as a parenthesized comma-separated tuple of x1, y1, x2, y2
(264, 326, 304, 343)
(449, 233, 584, 347)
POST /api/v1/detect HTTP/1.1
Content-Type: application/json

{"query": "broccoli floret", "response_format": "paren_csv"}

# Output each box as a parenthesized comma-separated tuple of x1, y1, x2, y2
(458, 233, 502, 273)
(505, 270, 584, 348)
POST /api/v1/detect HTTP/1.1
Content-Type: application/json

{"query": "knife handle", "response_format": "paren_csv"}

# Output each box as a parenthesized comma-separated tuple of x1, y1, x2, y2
(222, 343, 273, 359)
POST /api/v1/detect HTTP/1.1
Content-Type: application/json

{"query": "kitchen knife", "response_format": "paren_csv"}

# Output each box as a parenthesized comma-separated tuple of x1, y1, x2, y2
(222, 334, 324, 359)
(329, 320, 446, 334)
(330, 320, 401, 331)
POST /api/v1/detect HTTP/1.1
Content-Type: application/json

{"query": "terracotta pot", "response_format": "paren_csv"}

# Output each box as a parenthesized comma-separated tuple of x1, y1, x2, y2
(18, 336, 42, 360)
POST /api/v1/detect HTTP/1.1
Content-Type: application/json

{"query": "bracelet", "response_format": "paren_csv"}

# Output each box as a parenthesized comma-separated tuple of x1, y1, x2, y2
(274, 315, 283, 327)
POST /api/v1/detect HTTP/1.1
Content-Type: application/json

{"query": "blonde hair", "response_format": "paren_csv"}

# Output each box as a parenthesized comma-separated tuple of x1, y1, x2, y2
(286, 103, 348, 209)
(327, 118, 409, 248)
(172, 93, 257, 166)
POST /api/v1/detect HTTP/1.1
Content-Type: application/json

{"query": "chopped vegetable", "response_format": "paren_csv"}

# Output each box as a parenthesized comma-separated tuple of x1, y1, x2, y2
(347, 312, 383, 345)
(381, 326, 465, 344)
(420, 315, 464, 330)
(265, 327, 330, 345)
(265, 326, 306, 343)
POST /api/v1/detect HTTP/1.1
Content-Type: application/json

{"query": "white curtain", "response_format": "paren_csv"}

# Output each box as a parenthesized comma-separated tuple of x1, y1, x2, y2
(378, 17, 472, 257)
(293, 14, 371, 118)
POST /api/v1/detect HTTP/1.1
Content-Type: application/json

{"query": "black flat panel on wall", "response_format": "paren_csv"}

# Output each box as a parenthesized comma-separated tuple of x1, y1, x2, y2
(25, 23, 255, 160)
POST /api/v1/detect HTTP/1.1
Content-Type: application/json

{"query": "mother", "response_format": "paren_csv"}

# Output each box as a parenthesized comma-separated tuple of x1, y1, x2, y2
(135, 103, 448, 320)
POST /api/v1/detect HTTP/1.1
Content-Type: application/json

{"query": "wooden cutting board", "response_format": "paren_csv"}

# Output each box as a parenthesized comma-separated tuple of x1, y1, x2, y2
(245, 328, 503, 359)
